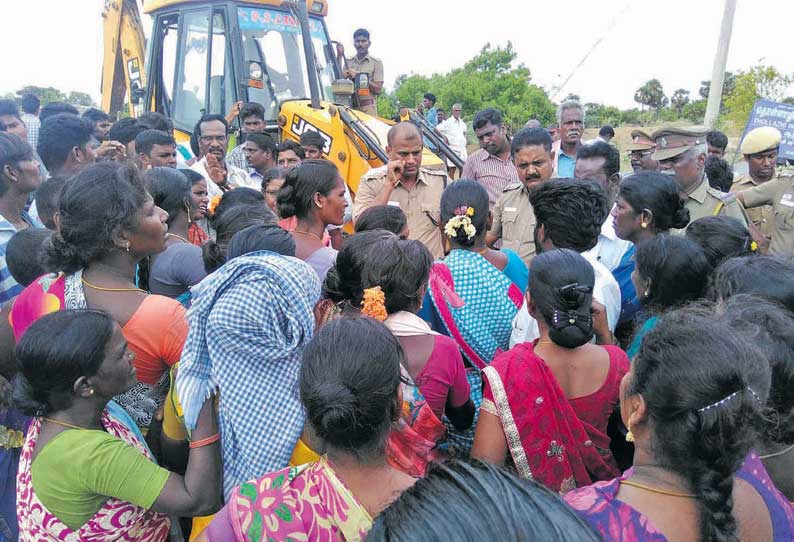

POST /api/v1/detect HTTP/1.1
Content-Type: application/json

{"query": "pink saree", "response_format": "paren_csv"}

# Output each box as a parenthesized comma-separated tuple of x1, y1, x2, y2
(16, 411, 170, 542)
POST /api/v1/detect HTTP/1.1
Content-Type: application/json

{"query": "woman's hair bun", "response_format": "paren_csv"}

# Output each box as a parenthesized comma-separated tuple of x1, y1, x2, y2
(276, 183, 297, 219)
(307, 381, 358, 441)
(12, 374, 47, 416)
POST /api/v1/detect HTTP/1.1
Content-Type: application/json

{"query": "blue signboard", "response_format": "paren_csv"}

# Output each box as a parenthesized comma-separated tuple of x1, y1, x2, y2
(741, 99, 794, 160)
(238, 7, 325, 38)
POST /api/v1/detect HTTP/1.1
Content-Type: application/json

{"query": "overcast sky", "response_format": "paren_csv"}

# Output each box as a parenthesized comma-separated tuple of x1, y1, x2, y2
(1, 0, 792, 109)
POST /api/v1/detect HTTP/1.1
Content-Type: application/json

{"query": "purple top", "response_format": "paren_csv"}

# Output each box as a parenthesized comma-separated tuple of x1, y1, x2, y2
(564, 451, 794, 541)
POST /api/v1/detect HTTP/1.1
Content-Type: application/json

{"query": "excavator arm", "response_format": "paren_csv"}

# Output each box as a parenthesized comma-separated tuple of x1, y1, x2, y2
(101, 0, 147, 117)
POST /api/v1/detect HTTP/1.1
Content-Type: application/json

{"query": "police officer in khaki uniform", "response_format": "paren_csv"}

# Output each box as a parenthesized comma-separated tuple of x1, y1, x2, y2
(486, 127, 554, 267)
(652, 126, 748, 232)
(731, 126, 782, 248)
(336, 28, 384, 117)
(353, 122, 448, 258)
(735, 127, 794, 256)
(626, 129, 659, 173)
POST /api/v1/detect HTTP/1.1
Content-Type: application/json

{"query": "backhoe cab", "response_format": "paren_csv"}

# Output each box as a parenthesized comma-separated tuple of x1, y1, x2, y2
(102, 0, 456, 195)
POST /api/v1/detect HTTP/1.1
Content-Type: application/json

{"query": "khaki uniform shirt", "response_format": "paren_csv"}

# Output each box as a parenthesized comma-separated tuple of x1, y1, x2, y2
(353, 166, 448, 259)
(673, 178, 748, 234)
(740, 174, 794, 256)
(347, 54, 384, 116)
(731, 173, 776, 240)
(489, 183, 536, 266)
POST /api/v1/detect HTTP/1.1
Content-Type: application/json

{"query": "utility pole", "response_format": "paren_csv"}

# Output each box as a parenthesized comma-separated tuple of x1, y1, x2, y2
(704, 0, 737, 129)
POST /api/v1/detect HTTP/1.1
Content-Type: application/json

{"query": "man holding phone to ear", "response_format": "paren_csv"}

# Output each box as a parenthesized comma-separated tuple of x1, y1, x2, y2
(353, 122, 448, 258)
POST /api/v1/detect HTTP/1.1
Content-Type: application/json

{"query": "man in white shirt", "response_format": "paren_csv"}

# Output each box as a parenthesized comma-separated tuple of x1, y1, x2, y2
(436, 103, 468, 178)
(575, 140, 632, 272)
(510, 178, 621, 347)
(190, 114, 256, 198)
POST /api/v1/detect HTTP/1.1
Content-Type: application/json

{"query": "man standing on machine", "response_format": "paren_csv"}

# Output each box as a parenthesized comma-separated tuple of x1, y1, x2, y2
(336, 29, 384, 117)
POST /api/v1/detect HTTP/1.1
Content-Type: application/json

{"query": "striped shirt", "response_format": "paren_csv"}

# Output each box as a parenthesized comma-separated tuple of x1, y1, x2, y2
(22, 113, 40, 150)
(461, 148, 520, 209)
(0, 211, 43, 306)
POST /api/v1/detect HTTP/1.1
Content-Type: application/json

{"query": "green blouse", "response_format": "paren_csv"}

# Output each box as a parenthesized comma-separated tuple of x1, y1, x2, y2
(30, 429, 170, 530)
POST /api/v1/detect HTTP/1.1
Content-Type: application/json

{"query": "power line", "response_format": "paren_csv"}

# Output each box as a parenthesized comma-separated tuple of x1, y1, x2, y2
(550, 3, 632, 101)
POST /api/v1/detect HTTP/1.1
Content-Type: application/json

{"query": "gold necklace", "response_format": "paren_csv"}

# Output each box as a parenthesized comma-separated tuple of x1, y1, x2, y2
(166, 232, 189, 244)
(536, 340, 555, 345)
(620, 479, 696, 498)
(293, 229, 324, 242)
(42, 417, 92, 431)
(81, 277, 146, 294)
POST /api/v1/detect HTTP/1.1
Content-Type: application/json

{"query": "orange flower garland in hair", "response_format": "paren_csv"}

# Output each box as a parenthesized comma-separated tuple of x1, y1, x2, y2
(362, 286, 387, 321)
(207, 194, 223, 217)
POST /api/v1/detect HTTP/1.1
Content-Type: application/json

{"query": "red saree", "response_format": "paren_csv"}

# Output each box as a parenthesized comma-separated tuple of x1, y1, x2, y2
(481, 341, 624, 493)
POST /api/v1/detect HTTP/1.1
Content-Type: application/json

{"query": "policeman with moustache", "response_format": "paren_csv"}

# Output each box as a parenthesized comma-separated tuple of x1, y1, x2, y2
(336, 29, 384, 117)
(353, 123, 448, 258)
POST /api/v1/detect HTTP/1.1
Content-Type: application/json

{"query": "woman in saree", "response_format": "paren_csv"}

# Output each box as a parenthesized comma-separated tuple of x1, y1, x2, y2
(0, 162, 187, 432)
(15, 310, 220, 542)
(565, 306, 794, 542)
(418, 179, 527, 454)
(472, 249, 629, 492)
(359, 235, 474, 476)
(199, 317, 416, 542)
(176, 252, 321, 499)
(317, 229, 395, 323)
(419, 179, 526, 367)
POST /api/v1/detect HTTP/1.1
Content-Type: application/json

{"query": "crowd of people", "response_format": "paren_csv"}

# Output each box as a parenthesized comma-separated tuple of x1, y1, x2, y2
(0, 80, 794, 542)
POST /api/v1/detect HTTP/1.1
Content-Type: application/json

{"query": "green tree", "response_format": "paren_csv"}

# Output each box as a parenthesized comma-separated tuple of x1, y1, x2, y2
(377, 94, 397, 119)
(682, 99, 707, 123)
(724, 65, 792, 128)
(618, 108, 643, 125)
(389, 43, 556, 130)
(67, 91, 96, 108)
(633, 79, 667, 114)
(699, 72, 736, 99)
(15, 85, 67, 105)
(670, 89, 690, 115)
(584, 103, 622, 128)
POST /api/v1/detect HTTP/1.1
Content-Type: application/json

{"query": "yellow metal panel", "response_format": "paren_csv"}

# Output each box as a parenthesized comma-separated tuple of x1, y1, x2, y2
(143, 0, 328, 16)
(101, 0, 148, 116)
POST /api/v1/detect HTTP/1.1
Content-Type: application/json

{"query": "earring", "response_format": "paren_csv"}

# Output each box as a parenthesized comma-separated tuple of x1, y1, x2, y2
(644, 290, 650, 298)
(641, 222, 648, 229)
(185, 203, 193, 224)
(625, 429, 634, 443)
(125, 243, 130, 253)
(88, 388, 95, 396)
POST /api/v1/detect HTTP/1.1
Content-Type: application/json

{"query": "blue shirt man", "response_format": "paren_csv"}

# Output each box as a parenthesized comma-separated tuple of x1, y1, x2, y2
(553, 100, 585, 177)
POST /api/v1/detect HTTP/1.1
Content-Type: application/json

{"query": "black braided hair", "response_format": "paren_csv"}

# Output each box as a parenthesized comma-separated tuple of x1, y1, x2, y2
(631, 305, 769, 542)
